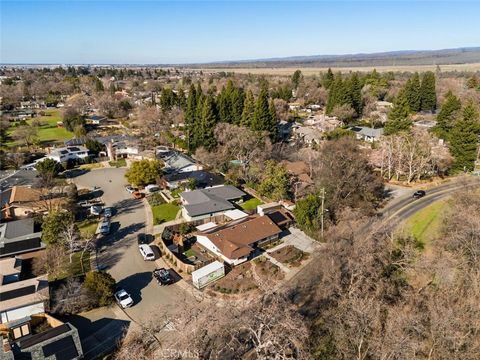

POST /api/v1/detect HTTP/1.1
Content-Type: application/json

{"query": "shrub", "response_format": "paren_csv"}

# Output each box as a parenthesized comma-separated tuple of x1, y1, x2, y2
(83, 271, 116, 306)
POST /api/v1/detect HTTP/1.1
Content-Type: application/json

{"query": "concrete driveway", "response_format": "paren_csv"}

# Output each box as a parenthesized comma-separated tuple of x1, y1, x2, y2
(72, 168, 194, 357)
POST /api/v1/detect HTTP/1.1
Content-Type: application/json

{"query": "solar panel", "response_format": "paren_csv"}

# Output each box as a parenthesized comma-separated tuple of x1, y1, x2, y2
(0, 285, 36, 301)
(42, 335, 79, 359)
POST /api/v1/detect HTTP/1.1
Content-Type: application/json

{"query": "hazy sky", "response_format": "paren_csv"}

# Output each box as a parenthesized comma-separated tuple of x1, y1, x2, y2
(1, 1, 479, 64)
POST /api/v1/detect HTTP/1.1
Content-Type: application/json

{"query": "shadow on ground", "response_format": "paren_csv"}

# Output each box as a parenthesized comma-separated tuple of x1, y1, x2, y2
(116, 271, 153, 305)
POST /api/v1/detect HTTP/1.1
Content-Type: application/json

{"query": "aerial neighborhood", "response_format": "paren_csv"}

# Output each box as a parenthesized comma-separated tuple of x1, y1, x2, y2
(1, 1, 480, 358)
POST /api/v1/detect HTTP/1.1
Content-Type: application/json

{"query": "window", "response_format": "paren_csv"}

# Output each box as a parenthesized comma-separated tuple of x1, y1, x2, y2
(11, 323, 30, 340)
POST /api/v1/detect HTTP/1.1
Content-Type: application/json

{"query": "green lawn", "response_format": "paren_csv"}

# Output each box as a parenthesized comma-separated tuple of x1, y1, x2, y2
(6, 109, 74, 147)
(78, 219, 98, 239)
(403, 199, 448, 246)
(69, 251, 91, 276)
(152, 203, 180, 224)
(183, 248, 196, 258)
(240, 197, 263, 211)
(109, 158, 127, 168)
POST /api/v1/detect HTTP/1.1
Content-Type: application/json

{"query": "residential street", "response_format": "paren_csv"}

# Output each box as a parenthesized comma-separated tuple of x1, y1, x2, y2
(71, 167, 194, 358)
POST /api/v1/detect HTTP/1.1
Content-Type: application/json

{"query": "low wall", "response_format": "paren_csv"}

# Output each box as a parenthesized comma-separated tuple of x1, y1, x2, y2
(157, 239, 196, 274)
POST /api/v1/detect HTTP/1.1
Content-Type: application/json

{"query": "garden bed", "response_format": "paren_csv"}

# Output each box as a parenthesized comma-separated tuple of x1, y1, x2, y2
(253, 256, 284, 280)
(212, 263, 258, 294)
(269, 245, 308, 267)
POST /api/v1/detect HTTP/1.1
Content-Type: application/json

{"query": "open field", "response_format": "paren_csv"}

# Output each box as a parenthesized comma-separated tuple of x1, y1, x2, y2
(6, 109, 73, 147)
(204, 62, 480, 75)
(403, 199, 448, 247)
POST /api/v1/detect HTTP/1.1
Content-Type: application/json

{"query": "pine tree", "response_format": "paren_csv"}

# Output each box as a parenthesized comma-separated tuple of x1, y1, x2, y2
(218, 80, 234, 123)
(323, 68, 334, 89)
(384, 90, 412, 135)
(291, 70, 303, 89)
(252, 88, 271, 132)
(268, 99, 279, 141)
(435, 90, 461, 139)
(200, 95, 218, 151)
(241, 90, 255, 128)
(192, 93, 205, 150)
(231, 87, 244, 125)
(176, 86, 186, 110)
(420, 71, 437, 111)
(449, 100, 480, 172)
(326, 74, 343, 115)
(404, 72, 421, 112)
(349, 73, 363, 117)
(185, 84, 197, 152)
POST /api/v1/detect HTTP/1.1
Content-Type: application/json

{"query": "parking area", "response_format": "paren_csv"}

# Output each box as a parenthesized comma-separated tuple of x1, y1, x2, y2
(71, 168, 194, 356)
(277, 227, 320, 254)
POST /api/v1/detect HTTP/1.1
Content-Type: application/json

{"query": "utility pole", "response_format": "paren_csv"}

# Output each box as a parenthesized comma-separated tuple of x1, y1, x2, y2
(319, 187, 325, 239)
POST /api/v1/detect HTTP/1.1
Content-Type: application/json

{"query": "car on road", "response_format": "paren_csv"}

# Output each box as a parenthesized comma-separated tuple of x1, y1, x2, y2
(153, 268, 173, 285)
(139, 244, 155, 261)
(104, 207, 113, 218)
(114, 288, 134, 308)
(133, 191, 143, 199)
(90, 205, 103, 216)
(125, 185, 136, 193)
(99, 219, 111, 235)
(413, 190, 426, 199)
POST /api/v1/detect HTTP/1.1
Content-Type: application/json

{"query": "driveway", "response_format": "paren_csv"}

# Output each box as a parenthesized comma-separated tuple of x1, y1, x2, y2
(72, 168, 194, 357)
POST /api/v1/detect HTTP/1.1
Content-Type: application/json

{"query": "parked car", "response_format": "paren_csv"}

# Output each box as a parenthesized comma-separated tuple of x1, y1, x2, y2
(99, 219, 111, 235)
(133, 191, 143, 199)
(125, 185, 136, 193)
(139, 244, 155, 261)
(145, 184, 160, 193)
(103, 207, 113, 218)
(90, 205, 103, 216)
(153, 268, 173, 285)
(413, 190, 426, 199)
(114, 288, 133, 308)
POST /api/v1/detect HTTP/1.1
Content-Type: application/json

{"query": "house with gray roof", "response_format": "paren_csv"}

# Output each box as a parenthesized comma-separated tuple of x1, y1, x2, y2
(161, 151, 202, 173)
(180, 185, 246, 221)
(0, 218, 44, 258)
(351, 126, 384, 143)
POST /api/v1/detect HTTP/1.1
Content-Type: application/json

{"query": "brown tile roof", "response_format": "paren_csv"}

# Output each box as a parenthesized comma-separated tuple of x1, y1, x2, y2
(204, 216, 282, 259)
(9, 186, 41, 203)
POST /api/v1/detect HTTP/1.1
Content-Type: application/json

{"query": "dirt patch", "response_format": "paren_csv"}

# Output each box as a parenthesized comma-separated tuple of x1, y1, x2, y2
(270, 245, 308, 267)
(211, 263, 257, 294)
(253, 256, 284, 281)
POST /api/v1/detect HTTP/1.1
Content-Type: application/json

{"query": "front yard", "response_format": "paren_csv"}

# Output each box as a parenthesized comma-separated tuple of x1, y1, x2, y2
(152, 203, 180, 224)
(269, 245, 308, 267)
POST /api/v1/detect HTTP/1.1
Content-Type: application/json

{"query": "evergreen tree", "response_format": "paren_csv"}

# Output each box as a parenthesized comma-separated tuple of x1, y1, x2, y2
(200, 95, 218, 151)
(241, 90, 255, 128)
(192, 93, 205, 150)
(218, 80, 234, 123)
(176, 86, 186, 110)
(322, 68, 334, 89)
(449, 100, 480, 172)
(326, 74, 343, 114)
(435, 90, 461, 139)
(384, 90, 412, 135)
(252, 88, 271, 132)
(404, 72, 421, 112)
(349, 73, 363, 117)
(185, 84, 197, 152)
(291, 70, 303, 89)
(420, 71, 437, 111)
(231, 87, 244, 125)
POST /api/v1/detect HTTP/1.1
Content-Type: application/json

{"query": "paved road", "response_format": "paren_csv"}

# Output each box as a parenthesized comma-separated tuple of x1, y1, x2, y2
(72, 168, 193, 358)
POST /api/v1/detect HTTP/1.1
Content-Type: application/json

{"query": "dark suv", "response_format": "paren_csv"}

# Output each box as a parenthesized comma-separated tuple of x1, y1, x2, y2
(413, 190, 426, 199)
(153, 268, 173, 285)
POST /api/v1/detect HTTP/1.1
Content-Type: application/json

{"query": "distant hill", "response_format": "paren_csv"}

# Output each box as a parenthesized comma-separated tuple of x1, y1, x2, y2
(190, 47, 480, 69)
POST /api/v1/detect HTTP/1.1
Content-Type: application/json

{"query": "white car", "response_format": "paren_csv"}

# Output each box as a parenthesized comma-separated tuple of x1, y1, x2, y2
(145, 184, 160, 193)
(114, 288, 133, 308)
(139, 244, 155, 261)
(125, 185, 136, 193)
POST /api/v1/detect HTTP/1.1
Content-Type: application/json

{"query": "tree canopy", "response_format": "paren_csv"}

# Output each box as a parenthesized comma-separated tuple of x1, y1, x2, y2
(125, 159, 163, 187)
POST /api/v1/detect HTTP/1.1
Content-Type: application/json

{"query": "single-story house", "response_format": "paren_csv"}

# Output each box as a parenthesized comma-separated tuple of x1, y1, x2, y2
(0, 275, 49, 324)
(38, 146, 89, 163)
(0, 218, 44, 258)
(161, 152, 202, 173)
(161, 170, 224, 190)
(351, 126, 384, 143)
(3, 186, 66, 220)
(180, 185, 246, 221)
(293, 126, 323, 146)
(196, 215, 282, 265)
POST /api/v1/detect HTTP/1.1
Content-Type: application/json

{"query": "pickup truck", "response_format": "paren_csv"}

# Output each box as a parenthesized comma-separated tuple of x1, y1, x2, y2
(153, 268, 173, 285)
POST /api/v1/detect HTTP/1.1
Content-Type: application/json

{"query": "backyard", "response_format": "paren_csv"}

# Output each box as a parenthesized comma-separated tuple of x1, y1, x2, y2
(152, 203, 180, 224)
(240, 196, 263, 211)
(6, 109, 73, 147)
